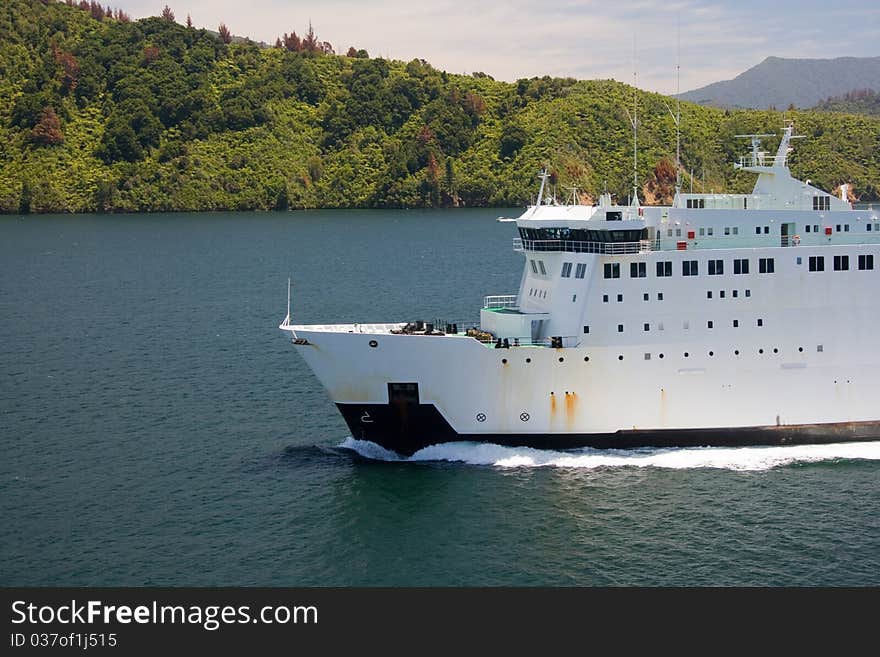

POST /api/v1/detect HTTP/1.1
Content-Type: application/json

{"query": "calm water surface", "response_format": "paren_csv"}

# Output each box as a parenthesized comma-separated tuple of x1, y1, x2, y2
(1, 210, 879, 586)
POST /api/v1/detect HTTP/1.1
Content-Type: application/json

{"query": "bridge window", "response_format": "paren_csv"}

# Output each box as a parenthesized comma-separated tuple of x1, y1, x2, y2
(561, 262, 573, 278)
(530, 259, 538, 274)
(656, 261, 673, 277)
(538, 260, 547, 275)
(813, 196, 830, 211)
(859, 255, 874, 270)
(682, 260, 699, 276)
(734, 258, 749, 274)
(604, 263, 620, 279)
(708, 259, 724, 275)
(575, 263, 587, 278)
(758, 258, 775, 274)
(833, 255, 849, 271)
(809, 256, 825, 272)
(630, 262, 646, 278)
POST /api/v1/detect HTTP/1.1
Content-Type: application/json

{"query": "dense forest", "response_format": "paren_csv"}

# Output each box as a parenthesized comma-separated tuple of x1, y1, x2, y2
(814, 89, 880, 117)
(2, 0, 879, 213)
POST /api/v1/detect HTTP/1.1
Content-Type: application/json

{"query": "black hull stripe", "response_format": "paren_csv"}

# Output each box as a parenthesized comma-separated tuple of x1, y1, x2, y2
(336, 402, 880, 456)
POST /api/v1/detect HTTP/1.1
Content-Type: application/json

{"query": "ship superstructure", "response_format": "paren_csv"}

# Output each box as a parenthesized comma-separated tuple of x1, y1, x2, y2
(281, 125, 880, 455)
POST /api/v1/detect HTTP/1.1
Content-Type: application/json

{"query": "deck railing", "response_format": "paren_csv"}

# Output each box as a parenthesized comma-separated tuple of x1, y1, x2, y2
(483, 295, 519, 310)
(514, 237, 653, 254)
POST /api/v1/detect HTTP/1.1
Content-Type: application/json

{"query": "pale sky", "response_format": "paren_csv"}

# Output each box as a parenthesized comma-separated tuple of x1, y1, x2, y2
(110, 1, 880, 93)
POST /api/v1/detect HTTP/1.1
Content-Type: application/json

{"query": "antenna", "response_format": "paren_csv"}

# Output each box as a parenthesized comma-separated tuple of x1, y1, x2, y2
(565, 185, 580, 205)
(286, 277, 292, 325)
(623, 39, 639, 207)
(734, 133, 775, 167)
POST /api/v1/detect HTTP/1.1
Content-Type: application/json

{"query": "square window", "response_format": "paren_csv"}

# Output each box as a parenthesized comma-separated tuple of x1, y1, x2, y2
(644, 353, 651, 360)
(733, 290, 739, 298)
(657, 292, 664, 301)
(720, 290, 725, 298)
(683, 321, 689, 330)
(572, 294, 577, 303)
(643, 293, 649, 301)
(707, 227, 714, 236)
(699, 228, 705, 236)
(707, 291, 713, 299)
(603, 294, 609, 303)
(755, 227, 761, 235)
(817, 345, 823, 352)
(764, 226, 770, 234)
(617, 294, 623, 302)
(733, 227, 739, 235)
(757, 318, 763, 327)
(745, 289, 751, 297)
(707, 321, 714, 329)
(733, 319, 739, 328)
(644, 323, 650, 332)
(724, 227, 730, 236)
(618, 324, 624, 333)
(797, 257, 802, 265)
(583, 325, 590, 334)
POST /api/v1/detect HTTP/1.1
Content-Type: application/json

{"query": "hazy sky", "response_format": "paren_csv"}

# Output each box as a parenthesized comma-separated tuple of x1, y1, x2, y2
(111, 1, 880, 93)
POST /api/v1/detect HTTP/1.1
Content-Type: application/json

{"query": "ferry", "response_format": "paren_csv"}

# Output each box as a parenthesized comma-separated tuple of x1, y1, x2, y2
(281, 124, 880, 455)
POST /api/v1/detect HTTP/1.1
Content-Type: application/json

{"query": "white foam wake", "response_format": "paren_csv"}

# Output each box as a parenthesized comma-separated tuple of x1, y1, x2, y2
(338, 437, 880, 472)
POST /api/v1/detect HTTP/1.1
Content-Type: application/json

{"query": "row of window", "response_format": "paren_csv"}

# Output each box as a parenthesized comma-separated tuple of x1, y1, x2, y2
(666, 221, 880, 238)
(808, 255, 875, 271)
(547, 254, 875, 281)
(503, 344, 825, 365)
(602, 289, 753, 303)
(604, 258, 773, 279)
(585, 317, 766, 334)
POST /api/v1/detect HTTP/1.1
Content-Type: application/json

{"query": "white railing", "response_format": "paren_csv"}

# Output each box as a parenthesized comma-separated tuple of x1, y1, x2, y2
(514, 238, 653, 254)
(483, 295, 519, 310)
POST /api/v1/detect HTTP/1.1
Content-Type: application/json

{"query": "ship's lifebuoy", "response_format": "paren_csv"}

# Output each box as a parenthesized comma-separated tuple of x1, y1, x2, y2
(793, 235, 801, 246)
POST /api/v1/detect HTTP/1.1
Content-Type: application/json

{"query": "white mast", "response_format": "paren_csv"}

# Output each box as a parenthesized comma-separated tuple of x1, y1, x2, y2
(286, 277, 291, 325)
(624, 39, 640, 207)
(532, 168, 550, 215)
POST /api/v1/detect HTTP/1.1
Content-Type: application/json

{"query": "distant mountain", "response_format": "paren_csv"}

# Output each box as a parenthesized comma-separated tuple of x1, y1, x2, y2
(679, 56, 880, 109)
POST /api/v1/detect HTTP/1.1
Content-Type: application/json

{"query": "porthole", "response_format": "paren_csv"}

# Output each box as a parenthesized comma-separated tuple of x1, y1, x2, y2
(618, 355, 624, 361)
(583, 356, 590, 362)
(759, 349, 764, 354)
(502, 358, 508, 364)
(773, 348, 778, 354)
(526, 357, 532, 363)
(709, 351, 714, 357)
(684, 352, 689, 358)
(558, 357, 564, 363)
(659, 353, 664, 359)
(735, 350, 740, 356)
(368, 340, 378, 348)
(798, 347, 804, 353)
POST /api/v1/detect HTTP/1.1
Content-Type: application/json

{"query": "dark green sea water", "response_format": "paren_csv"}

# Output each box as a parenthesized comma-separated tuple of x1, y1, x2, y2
(1, 209, 879, 586)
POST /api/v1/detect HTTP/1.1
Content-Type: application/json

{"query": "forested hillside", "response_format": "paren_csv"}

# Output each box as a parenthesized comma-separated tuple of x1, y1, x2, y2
(2, 0, 879, 213)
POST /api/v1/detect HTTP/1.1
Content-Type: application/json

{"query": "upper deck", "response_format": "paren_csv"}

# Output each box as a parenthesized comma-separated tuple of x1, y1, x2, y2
(513, 125, 878, 254)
